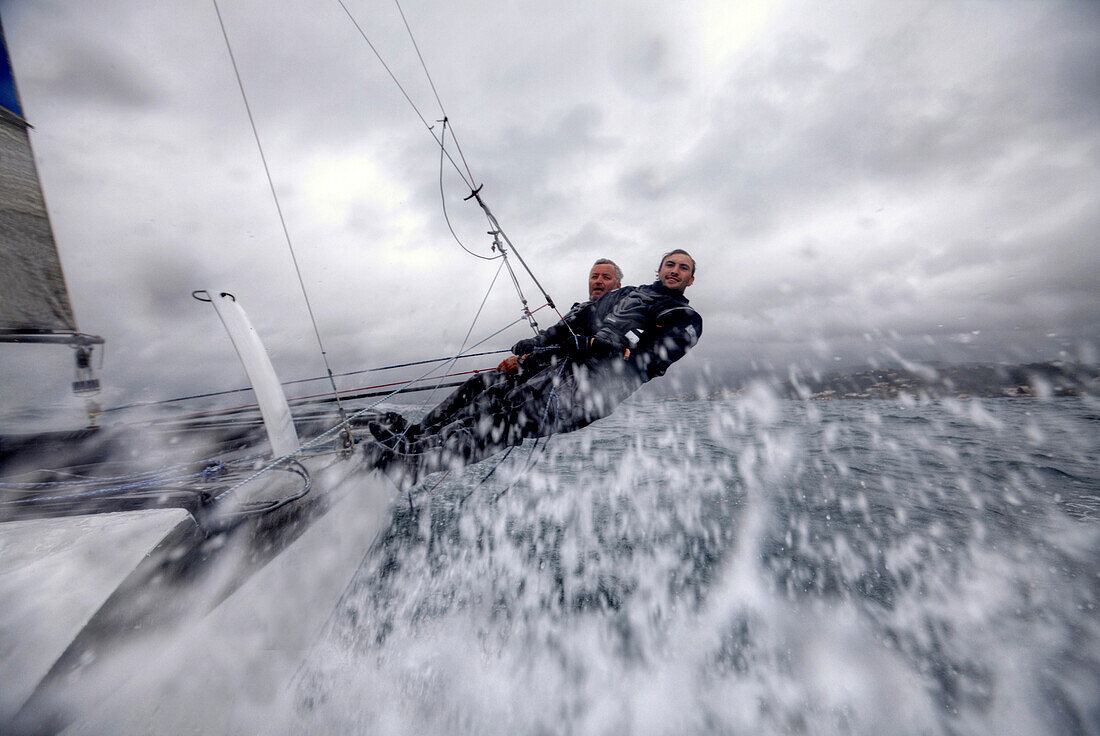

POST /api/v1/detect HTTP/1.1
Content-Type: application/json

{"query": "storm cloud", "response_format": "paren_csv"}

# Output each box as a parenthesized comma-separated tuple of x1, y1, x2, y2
(0, 0, 1096, 415)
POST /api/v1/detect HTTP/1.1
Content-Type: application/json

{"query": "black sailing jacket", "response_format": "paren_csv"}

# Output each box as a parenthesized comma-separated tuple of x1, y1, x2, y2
(593, 281, 702, 382)
(513, 281, 702, 386)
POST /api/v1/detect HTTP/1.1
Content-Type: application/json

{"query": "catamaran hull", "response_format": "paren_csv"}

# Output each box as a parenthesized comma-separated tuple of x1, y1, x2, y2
(2, 455, 393, 735)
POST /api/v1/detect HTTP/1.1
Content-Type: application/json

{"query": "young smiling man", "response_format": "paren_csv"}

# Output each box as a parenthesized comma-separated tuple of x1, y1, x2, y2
(656, 249, 695, 292)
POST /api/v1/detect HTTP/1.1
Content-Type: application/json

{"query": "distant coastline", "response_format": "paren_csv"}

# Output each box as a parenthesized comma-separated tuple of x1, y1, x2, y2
(773, 362, 1098, 400)
(694, 362, 1099, 401)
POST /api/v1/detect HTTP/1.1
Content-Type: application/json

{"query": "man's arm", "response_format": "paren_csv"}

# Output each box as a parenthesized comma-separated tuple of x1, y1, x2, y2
(590, 289, 655, 353)
(631, 306, 702, 380)
(511, 301, 592, 356)
(501, 301, 594, 373)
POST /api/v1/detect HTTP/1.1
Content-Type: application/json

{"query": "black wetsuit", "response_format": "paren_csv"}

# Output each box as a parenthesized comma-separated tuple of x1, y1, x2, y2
(370, 282, 701, 484)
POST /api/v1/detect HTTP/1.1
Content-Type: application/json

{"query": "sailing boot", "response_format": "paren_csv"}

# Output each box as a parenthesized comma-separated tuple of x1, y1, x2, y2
(367, 420, 411, 453)
(361, 410, 409, 433)
(362, 432, 393, 469)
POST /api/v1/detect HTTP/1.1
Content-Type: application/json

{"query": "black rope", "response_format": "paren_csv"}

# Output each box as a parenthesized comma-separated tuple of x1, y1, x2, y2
(459, 359, 567, 507)
(456, 445, 514, 507)
(438, 118, 498, 260)
(489, 358, 569, 502)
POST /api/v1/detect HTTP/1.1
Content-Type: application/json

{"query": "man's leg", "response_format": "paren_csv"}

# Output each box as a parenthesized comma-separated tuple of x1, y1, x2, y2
(411, 371, 516, 436)
(392, 375, 549, 471)
(368, 365, 563, 481)
(368, 371, 513, 452)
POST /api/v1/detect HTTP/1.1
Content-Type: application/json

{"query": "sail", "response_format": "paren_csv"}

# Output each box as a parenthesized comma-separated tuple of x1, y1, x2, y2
(0, 19, 79, 336)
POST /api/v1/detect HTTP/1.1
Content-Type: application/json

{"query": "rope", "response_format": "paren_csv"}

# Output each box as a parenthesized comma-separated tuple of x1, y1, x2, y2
(180, 266, 523, 426)
(1, 469, 211, 499)
(213, 0, 351, 434)
(495, 231, 540, 333)
(438, 118, 498, 260)
(452, 357, 566, 507)
(96, 343, 541, 416)
(223, 332, 521, 502)
(0, 453, 264, 504)
(211, 322, 526, 503)
(467, 189, 569, 331)
(0, 453, 263, 490)
(161, 2, 576, 506)
(489, 359, 565, 503)
(95, 304, 550, 428)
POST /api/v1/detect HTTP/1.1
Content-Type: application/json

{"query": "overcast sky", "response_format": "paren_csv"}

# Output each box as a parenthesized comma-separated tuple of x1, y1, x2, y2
(1, 0, 1097, 418)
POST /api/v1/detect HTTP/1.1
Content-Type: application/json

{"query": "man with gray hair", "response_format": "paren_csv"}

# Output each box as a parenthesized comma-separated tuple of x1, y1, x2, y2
(494, 258, 621, 375)
(587, 258, 622, 300)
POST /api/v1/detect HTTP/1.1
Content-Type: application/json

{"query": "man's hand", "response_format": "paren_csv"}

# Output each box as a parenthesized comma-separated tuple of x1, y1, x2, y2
(497, 355, 522, 374)
(587, 336, 618, 358)
(566, 335, 618, 360)
(511, 338, 536, 355)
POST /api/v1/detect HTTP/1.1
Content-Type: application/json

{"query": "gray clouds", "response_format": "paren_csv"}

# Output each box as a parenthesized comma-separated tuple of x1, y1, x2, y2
(0, 0, 1096, 415)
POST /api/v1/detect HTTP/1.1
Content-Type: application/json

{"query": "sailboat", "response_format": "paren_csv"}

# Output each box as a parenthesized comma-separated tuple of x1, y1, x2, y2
(0, 0, 579, 723)
(0, 16, 399, 733)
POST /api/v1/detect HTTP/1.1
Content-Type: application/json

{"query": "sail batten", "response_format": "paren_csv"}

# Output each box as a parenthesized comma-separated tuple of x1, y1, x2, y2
(0, 20, 81, 336)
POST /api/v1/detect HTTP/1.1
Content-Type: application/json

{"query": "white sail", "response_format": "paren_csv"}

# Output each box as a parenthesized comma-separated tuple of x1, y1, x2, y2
(0, 22, 80, 338)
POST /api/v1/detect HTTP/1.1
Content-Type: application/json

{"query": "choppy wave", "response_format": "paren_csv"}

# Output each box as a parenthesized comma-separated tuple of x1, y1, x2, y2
(284, 392, 1099, 735)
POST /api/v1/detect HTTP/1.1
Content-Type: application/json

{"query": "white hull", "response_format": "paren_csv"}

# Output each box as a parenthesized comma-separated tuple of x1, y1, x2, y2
(0, 454, 393, 733)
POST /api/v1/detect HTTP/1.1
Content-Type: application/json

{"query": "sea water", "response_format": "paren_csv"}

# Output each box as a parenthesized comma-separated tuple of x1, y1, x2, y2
(283, 391, 1099, 735)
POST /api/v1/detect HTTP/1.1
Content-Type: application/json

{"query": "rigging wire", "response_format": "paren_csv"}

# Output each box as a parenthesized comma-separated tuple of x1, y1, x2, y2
(409, 258, 506, 417)
(469, 188, 569, 328)
(209, 262, 544, 502)
(212, 259, 530, 504)
(197, 2, 578, 502)
(97, 349, 507, 415)
(213, 342, 490, 502)
(97, 302, 552, 417)
(336, 0, 566, 326)
(435, 117, 541, 334)
(489, 358, 565, 502)
(492, 226, 541, 333)
(8, 6, 582, 526)
(457, 356, 566, 507)
(178, 368, 488, 423)
(393, 0, 477, 186)
(213, 0, 351, 438)
(335, 0, 472, 190)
